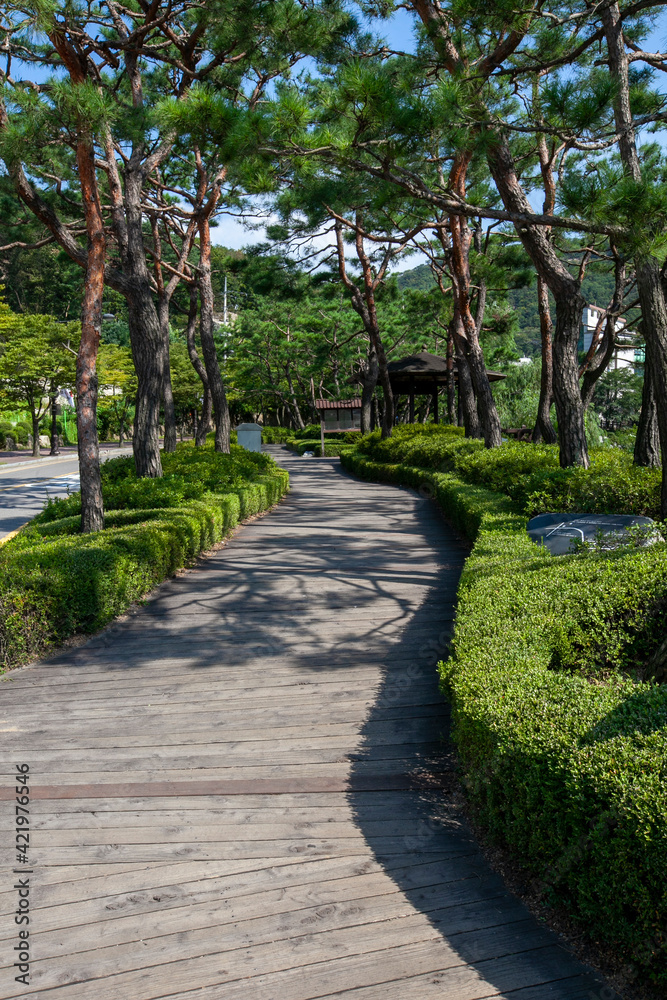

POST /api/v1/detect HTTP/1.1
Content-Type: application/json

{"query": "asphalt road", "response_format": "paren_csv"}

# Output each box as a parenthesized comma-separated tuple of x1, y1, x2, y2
(0, 448, 133, 540)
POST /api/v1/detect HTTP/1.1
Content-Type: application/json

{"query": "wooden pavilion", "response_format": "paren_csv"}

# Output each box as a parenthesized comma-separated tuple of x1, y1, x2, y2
(388, 351, 505, 423)
(314, 397, 362, 455)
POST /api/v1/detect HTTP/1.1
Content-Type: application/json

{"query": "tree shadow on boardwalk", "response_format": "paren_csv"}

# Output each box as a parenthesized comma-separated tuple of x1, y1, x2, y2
(327, 466, 616, 999)
(34, 457, 617, 998)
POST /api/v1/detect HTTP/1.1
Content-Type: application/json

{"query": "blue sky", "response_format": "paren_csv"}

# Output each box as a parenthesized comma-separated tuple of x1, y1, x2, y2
(213, 6, 419, 252)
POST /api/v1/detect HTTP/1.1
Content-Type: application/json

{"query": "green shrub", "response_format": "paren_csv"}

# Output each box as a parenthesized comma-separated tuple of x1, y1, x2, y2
(341, 448, 667, 984)
(261, 426, 292, 444)
(359, 428, 662, 519)
(358, 425, 479, 470)
(291, 423, 321, 440)
(285, 423, 363, 442)
(0, 419, 12, 445)
(0, 442, 289, 671)
(13, 421, 31, 445)
(285, 437, 356, 457)
(605, 428, 637, 453)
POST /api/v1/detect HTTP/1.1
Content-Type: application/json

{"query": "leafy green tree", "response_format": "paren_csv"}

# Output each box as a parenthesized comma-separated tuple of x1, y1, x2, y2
(0, 309, 77, 457)
(97, 345, 137, 449)
(169, 342, 208, 438)
(228, 275, 362, 427)
(491, 362, 542, 431)
(592, 367, 643, 431)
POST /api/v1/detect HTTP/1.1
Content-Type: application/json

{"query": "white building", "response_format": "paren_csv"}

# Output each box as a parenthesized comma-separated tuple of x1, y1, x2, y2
(579, 304, 641, 373)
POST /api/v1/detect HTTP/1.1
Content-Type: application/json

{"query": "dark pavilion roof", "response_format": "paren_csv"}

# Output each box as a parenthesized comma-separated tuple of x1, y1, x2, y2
(388, 351, 505, 387)
(388, 351, 448, 375)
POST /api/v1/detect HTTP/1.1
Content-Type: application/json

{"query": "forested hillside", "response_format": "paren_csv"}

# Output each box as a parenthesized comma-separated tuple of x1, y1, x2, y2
(396, 263, 622, 357)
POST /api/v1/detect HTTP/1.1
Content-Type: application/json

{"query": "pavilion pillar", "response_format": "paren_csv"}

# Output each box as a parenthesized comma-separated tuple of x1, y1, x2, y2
(409, 377, 415, 424)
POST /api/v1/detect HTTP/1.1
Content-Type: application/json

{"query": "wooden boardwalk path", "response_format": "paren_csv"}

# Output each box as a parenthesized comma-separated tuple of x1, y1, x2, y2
(0, 452, 613, 999)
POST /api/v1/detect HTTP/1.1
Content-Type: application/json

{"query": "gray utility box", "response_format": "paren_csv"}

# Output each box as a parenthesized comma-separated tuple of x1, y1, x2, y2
(236, 422, 262, 452)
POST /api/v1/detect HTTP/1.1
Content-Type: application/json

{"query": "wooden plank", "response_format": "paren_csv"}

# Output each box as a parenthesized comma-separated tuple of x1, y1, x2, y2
(0, 677, 445, 712)
(0, 718, 451, 752)
(0, 854, 475, 914)
(0, 834, 466, 866)
(0, 856, 491, 935)
(0, 884, 522, 966)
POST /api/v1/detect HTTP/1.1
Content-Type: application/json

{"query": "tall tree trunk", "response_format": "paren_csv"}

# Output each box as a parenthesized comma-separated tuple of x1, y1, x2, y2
(487, 138, 589, 467)
(601, 0, 667, 509)
(184, 284, 208, 391)
(156, 296, 177, 453)
(285, 364, 306, 432)
(581, 257, 626, 413)
(356, 254, 393, 437)
(634, 356, 660, 467)
(198, 217, 230, 453)
(636, 260, 667, 512)
(453, 314, 481, 438)
(375, 334, 395, 438)
(552, 293, 590, 465)
(75, 136, 105, 532)
(183, 283, 212, 448)
(127, 288, 164, 477)
(334, 218, 395, 439)
(532, 276, 557, 443)
(50, 394, 60, 456)
(532, 96, 558, 446)
(31, 412, 40, 458)
(102, 137, 165, 478)
(448, 155, 502, 448)
(446, 322, 456, 424)
(196, 388, 212, 447)
(47, 32, 105, 525)
(360, 348, 379, 434)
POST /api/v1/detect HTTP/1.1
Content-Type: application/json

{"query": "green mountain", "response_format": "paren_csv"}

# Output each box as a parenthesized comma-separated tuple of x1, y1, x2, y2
(396, 263, 625, 358)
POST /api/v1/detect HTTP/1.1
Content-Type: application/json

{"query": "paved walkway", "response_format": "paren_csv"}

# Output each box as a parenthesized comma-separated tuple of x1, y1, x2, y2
(0, 453, 612, 999)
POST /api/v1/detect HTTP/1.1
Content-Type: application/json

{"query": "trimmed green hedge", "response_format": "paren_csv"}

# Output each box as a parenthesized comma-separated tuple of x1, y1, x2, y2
(341, 448, 667, 984)
(0, 443, 289, 671)
(357, 424, 662, 518)
(286, 437, 357, 457)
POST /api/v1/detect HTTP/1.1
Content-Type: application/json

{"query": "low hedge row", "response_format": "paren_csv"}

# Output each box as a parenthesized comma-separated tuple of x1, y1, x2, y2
(288, 425, 361, 443)
(0, 443, 289, 672)
(358, 423, 662, 518)
(341, 447, 667, 984)
(261, 427, 292, 444)
(286, 437, 357, 457)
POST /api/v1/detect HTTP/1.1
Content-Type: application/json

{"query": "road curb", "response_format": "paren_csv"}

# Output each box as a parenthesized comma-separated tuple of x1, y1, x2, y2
(0, 449, 132, 473)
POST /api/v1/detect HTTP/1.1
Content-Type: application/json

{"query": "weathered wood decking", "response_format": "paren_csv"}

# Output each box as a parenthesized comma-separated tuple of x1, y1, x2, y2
(0, 452, 613, 999)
